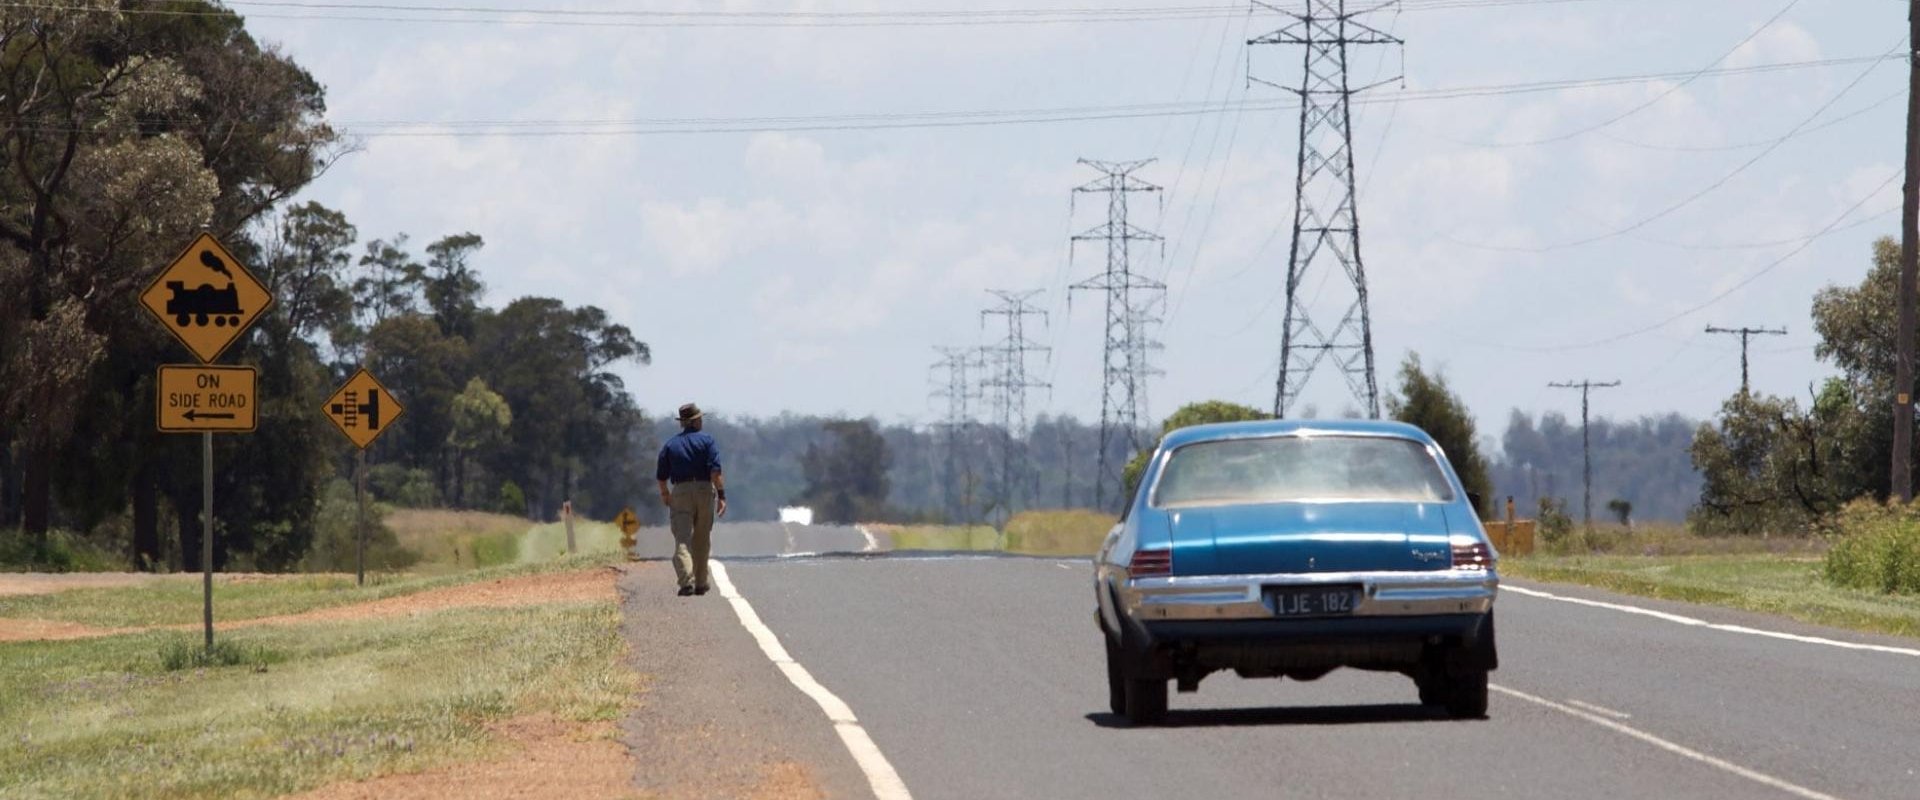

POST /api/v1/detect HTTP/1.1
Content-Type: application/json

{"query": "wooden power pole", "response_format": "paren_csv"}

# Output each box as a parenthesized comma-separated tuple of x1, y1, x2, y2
(1896, 0, 1920, 502)
(1549, 380, 1621, 530)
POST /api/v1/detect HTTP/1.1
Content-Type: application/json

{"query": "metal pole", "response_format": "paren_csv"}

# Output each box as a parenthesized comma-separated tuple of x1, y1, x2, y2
(1895, 0, 1920, 502)
(355, 449, 367, 587)
(202, 432, 213, 651)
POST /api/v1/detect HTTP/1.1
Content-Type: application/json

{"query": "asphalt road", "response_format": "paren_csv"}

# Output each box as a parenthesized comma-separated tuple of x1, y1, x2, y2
(628, 524, 1920, 799)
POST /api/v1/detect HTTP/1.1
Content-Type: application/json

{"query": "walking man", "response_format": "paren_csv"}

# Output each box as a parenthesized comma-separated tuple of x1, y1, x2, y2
(657, 403, 727, 596)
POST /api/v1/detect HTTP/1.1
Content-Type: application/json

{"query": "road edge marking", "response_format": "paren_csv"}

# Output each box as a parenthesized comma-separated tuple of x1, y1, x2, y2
(709, 561, 912, 800)
(1491, 684, 1841, 800)
(1566, 699, 1632, 719)
(1503, 583, 1920, 658)
(856, 524, 881, 552)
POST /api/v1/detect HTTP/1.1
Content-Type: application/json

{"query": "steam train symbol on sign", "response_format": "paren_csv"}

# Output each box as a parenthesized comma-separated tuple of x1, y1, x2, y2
(164, 250, 245, 328)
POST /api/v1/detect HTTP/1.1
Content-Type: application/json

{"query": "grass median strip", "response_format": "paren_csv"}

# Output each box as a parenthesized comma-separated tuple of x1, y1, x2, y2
(0, 553, 622, 630)
(0, 584, 633, 799)
(1505, 554, 1920, 640)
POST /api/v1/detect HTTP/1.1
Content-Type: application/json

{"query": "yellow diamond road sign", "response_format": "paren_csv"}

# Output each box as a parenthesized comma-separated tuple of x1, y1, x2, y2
(615, 507, 641, 536)
(140, 233, 274, 364)
(157, 365, 257, 433)
(323, 369, 404, 449)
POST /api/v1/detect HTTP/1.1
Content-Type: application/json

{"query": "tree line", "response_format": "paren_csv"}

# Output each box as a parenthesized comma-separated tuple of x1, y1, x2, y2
(0, 5, 649, 569)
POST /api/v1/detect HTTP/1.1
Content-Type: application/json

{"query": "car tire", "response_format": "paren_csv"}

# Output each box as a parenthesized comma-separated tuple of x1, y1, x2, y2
(1415, 674, 1444, 707)
(1105, 637, 1126, 716)
(1442, 668, 1489, 719)
(1123, 677, 1168, 725)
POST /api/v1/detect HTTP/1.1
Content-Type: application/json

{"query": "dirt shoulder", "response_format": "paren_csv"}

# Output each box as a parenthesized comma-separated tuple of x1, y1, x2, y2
(616, 562, 854, 799)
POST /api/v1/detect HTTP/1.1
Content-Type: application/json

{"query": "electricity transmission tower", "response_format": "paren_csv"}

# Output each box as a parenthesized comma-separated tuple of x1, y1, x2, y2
(1069, 159, 1164, 510)
(1250, 0, 1401, 419)
(931, 346, 987, 523)
(982, 290, 1051, 521)
(1549, 379, 1621, 530)
(1704, 325, 1786, 397)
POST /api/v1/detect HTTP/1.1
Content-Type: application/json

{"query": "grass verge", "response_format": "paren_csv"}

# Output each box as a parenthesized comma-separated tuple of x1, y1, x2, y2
(876, 510, 1117, 557)
(1504, 554, 1920, 640)
(0, 595, 632, 800)
(0, 552, 621, 629)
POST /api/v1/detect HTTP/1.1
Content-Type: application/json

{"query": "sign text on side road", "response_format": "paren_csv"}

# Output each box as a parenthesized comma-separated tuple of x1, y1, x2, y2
(323, 369, 404, 449)
(157, 365, 257, 433)
(140, 233, 274, 364)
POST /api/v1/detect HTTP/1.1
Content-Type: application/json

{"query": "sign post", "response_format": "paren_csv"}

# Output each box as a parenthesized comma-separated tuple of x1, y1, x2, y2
(322, 369, 405, 586)
(140, 233, 273, 654)
(563, 500, 577, 555)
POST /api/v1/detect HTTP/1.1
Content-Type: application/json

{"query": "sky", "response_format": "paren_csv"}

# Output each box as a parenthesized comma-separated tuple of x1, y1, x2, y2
(240, 0, 1911, 447)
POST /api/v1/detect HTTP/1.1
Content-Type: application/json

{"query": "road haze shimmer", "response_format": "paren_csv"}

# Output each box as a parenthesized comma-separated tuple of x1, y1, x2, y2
(622, 522, 1920, 800)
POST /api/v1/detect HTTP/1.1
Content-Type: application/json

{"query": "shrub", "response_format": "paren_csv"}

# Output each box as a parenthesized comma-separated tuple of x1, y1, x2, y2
(496, 480, 528, 516)
(1004, 509, 1118, 556)
(1537, 497, 1574, 545)
(1822, 500, 1920, 595)
(368, 464, 440, 508)
(0, 527, 129, 572)
(157, 637, 282, 672)
(300, 479, 418, 573)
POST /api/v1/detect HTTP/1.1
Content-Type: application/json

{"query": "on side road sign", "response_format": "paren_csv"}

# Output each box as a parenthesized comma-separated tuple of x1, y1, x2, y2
(323, 369, 404, 449)
(157, 365, 258, 433)
(140, 233, 274, 364)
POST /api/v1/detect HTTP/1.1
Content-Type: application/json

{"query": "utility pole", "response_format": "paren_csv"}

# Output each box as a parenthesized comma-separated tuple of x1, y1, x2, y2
(1251, 0, 1401, 419)
(982, 290, 1051, 525)
(1704, 325, 1787, 396)
(1069, 158, 1164, 511)
(1549, 380, 1621, 530)
(1895, 0, 1920, 502)
(931, 346, 986, 523)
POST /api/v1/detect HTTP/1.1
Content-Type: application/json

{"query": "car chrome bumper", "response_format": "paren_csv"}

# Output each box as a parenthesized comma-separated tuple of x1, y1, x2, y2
(1121, 569, 1497, 622)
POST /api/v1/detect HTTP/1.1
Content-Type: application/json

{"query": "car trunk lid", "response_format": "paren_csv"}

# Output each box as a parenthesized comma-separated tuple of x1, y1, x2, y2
(1165, 502, 1453, 576)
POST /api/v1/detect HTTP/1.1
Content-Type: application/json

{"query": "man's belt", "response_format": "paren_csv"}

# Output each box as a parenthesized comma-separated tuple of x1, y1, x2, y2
(670, 479, 712, 486)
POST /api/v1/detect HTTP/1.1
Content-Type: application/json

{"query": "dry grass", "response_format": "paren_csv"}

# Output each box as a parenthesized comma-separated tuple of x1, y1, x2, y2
(387, 509, 535, 571)
(1004, 509, 1117, 556)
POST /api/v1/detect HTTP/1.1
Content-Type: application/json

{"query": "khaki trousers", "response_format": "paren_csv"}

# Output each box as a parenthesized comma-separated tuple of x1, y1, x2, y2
(669, 481, 716, 589)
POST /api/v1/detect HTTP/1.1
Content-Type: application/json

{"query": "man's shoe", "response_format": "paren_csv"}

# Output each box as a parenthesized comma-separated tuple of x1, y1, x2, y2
(677, 586, 695, 597)
(694, 586, 711, 596)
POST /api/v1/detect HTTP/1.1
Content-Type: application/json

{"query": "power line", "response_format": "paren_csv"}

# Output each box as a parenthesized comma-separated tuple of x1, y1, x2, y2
(3, 0, 1625, 28)
(1444, 39, 1907, 253)
(1437, 0, 1802, 148)
(7, 53, 1873, 142)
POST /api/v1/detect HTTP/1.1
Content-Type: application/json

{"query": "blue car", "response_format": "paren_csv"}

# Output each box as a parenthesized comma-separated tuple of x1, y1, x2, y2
(1094, 419, 1499, 725)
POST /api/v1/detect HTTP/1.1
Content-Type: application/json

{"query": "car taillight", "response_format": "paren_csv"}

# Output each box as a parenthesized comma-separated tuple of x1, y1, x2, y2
(1128, 548, 1172, 578)
(1450, 534, 1494, 570)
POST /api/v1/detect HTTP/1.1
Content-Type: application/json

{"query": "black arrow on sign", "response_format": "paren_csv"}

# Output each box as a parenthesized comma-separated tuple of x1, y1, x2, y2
(183, 410, 236, 421)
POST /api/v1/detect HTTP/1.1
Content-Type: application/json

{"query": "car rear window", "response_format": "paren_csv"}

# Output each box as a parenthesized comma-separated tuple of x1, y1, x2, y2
(1151, 435, 1455, 507)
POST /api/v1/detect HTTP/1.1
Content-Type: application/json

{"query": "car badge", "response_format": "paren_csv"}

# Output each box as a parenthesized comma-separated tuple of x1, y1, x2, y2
(1413, 550, 1446, 562)
(1308, 556, 1316, 569)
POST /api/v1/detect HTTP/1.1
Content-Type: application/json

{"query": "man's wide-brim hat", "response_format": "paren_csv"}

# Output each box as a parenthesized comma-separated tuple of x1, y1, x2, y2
(677, 403, 703, 424)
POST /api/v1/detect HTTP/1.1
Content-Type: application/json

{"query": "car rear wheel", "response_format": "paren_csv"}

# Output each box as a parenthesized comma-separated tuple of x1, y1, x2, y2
(1104, 638, 1126, 716)
(1122, 676, 1168, 725)
(1441, 669, 1488, 718)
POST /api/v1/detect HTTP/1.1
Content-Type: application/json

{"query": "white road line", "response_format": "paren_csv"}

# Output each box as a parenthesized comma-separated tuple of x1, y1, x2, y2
(1503, 584, 1920, 658)
(779, 521, 797, 555)
(1492, 685, 1842, 800)
(709, 561, 911, 800)
(856, 524, 881, 553)
(1566, 699, 1632, 719)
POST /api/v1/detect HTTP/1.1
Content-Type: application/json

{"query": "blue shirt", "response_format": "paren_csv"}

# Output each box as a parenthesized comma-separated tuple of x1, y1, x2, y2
(657, 430, 722, 483)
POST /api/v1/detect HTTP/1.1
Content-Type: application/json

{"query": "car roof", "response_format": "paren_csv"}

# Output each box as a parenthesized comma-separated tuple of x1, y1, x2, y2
(1157, 418, 1436, 450)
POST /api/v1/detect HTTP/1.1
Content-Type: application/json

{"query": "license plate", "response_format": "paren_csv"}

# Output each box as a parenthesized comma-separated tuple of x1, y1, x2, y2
(1265, 585, 1359, 617)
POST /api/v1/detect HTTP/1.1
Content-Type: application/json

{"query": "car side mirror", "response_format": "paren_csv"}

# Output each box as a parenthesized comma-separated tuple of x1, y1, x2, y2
(1467, 491, 1484, 514)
